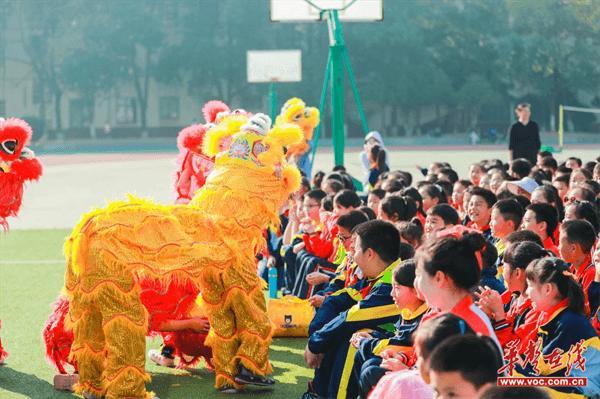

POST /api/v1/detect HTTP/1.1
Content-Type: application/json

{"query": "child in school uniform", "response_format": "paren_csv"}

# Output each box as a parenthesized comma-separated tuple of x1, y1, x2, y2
(302, 220, 402, 399)
(477, 241, 548, 351)
(428, 334, 504, 399)
(558, 219, 597, 316)
(516, 257, 600, 398)
(306, 210, 368, 308)
(348, 259, 428, 398)
(368, 314, 475, 399)
(414, 230, 499, 341)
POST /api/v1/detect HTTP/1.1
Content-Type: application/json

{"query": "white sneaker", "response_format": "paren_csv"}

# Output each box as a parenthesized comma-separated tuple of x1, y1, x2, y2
(148, 349, 175, 368)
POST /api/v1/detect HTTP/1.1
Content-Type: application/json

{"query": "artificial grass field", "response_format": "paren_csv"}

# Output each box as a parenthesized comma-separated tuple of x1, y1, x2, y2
(0, 229, 312, 398)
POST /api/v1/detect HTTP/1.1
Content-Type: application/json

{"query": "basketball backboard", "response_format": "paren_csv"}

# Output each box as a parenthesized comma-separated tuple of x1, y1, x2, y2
(270, 0, 383, 22)
(247, 50, 302, 83)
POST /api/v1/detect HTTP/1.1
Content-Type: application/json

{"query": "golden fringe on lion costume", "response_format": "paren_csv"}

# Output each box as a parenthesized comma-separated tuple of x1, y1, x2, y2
(53, 112, 302, 398)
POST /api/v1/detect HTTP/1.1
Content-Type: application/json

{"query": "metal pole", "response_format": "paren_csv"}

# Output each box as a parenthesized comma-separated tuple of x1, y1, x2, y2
(310, 53, 332, 169)
(269, 81, 278, 123)
(328, 10, 345, 167)
(342, 48, 369, 134)
(558, 104, 564, 150)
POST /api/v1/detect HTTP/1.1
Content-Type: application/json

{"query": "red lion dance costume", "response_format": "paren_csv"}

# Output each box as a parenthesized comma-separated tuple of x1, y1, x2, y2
(0, 117, 43, 230)
(174, 100, 247, 204)
(0, 117, 43, 364)
(44, 112, 302, 398)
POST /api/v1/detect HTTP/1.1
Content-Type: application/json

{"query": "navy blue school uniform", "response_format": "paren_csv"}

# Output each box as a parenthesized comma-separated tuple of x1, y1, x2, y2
(292, 249, 337, 298)
(351, 303, 428, 398)
(515, 300, 600, 398)
(307, 260, 402, 399)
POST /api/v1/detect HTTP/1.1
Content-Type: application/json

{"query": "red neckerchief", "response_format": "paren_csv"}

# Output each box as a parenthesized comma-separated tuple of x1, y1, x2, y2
(537, 298, 569, 327)
(571, 253, 592, 284)
(467, 220, 490, 234)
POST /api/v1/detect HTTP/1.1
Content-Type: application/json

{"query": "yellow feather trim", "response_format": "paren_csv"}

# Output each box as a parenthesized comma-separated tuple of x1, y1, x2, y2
(203, 115, 248, 156)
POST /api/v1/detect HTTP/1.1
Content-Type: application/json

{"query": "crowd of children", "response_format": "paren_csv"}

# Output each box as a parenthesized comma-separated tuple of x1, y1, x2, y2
(261, 151, 600, 399)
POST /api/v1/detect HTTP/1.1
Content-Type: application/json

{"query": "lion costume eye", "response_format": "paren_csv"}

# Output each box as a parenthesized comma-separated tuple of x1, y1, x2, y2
(1, 139, 17, 155)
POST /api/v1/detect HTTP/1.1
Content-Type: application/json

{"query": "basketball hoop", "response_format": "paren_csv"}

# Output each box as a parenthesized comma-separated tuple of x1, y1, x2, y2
(247, 50, 302, 122)
(269, 0, 382, 169)
(270, 0, 383, 22)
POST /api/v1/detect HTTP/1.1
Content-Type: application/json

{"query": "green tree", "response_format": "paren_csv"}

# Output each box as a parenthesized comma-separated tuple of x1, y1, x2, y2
(16, 0, 77, 133)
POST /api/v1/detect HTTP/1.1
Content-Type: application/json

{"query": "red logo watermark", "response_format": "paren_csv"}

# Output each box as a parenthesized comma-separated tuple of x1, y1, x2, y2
(497, 377, 588, 388)
(498, 338, 588, 388)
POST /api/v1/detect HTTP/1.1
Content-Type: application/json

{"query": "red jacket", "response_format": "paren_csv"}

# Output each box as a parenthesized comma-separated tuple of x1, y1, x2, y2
(302, 213, 339, 260)
(494, 291, 540, 352)
(570, 253, 595, 316)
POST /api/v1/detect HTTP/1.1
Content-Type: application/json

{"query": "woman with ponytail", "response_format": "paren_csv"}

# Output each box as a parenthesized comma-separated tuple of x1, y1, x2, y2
(518, 257, 600, 397)
(414, 231, 498, 339)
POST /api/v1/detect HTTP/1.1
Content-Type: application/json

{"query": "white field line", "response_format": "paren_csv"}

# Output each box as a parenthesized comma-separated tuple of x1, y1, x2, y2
(0, 260, 64, 265)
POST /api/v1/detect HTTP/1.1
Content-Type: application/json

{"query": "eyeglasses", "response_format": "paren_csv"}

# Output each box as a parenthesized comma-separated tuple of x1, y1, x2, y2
(563, 196, 577, 204)
(336, 232, 352, 243)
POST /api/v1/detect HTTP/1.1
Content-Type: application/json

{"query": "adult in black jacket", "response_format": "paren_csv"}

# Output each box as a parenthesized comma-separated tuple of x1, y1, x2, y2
(508, 103, 540, 165)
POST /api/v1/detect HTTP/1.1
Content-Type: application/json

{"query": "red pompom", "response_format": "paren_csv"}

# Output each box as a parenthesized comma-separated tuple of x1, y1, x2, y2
(9, 158, 43, 181)
(176, 124, 207, 153)
(202, 100, 230, 124)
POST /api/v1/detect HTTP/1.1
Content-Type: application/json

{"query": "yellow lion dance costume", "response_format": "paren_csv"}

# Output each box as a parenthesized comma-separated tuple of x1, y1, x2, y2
(61, 113, 302, 398)
(275, 97, 320, 177)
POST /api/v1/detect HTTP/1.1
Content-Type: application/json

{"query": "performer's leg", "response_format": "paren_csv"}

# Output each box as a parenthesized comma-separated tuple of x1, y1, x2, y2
(68, 297, 106, 397)
(230, 276, 273, 376)
(200, 267, 241, 389)
(98, 285, 149, 399)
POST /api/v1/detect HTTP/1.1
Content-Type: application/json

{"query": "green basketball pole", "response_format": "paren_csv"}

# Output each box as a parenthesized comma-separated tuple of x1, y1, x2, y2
(310, 9, 370, 169)
(269, 81, 278, 123)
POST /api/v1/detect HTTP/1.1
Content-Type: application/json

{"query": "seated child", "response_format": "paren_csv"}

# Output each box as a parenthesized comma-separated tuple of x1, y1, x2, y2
(377, 195, 417, 223)
(367, 188, 386, 217)
(466, 187, 497, 240)
(396, 220, 424, 249)
(292, 189, 361, 298)
(558, 219, 597, 316)
(424, 204, 459, 240)
(368, 313, 475, 399)
(428, 334, 504, 399)
(348, 259, 428, 398)
(490, 199, 524, 258)
(302, 220, 402, 399)
(307, 210, 368, 308)
(401, 187, 427, 226)
(414, 230, 499, 340)
(517, 257, 600, 398)
(418, 183, 448, 214)
(282, 189, 326, 291)
(521, 203, 559, 256)
(477, 241, 548, 350)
